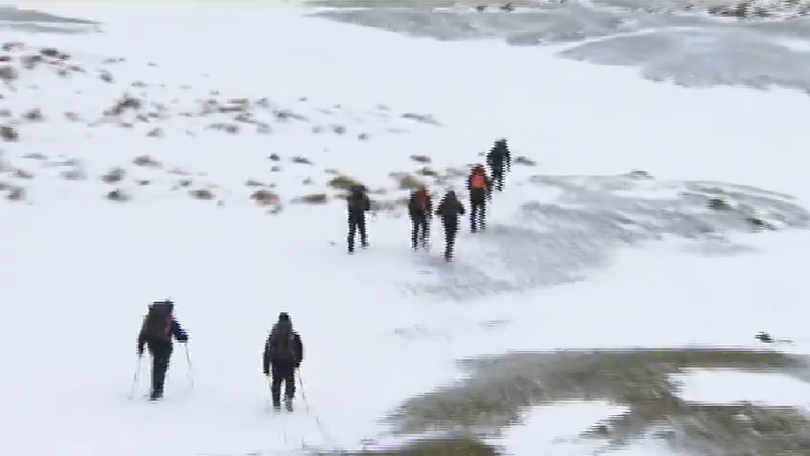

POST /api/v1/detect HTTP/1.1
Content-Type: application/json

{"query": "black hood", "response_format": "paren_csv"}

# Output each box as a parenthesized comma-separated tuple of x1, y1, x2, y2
(273, 319, 293, 333)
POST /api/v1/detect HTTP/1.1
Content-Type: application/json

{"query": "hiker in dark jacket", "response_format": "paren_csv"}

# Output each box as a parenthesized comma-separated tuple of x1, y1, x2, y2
(435, 190, 465, 261)
(346, 185, 371, 253)
(263, 312, 304, 411)
(486, 138, 511, 191)
(137, 300, 189, 401)
(467, 164, 492, 233)
(408, 186, 433, 251)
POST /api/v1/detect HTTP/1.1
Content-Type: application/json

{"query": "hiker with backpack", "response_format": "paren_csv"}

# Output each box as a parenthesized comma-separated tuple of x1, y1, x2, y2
(435, 190, 465, 261)
(262, 312, 304, 411)
(467, 164, 492, 233)
(137, 300, 189, 401)
(408, 186, 433, 251)
(346, 184, 371, 254)
(486, 138, 511, 192)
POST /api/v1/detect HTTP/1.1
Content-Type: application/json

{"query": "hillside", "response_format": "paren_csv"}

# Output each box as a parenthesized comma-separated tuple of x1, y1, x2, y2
(3, 4, 810, 456)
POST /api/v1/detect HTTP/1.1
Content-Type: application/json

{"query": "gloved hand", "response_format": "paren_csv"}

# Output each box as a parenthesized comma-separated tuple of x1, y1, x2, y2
(137, 348, 144, 357)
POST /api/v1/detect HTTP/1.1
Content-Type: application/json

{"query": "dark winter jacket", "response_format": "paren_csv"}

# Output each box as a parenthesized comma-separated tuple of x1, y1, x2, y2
(487, 140, 511, 171)
(347, 188, 371, 216)
(138, 318, 188, 354)
(408, 189, 433, 219)
(467, 169, 492, 203)
(436, 192, 465, 226)
(263, 321, 304, 374)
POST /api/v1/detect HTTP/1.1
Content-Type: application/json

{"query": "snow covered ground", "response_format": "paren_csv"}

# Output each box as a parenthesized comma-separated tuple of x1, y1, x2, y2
(2, 2, 810, 456)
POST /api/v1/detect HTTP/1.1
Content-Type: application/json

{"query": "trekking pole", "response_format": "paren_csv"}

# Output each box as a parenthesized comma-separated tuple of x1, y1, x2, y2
(129, 355, 142, 400)
(297, 370, 311, 413)
(184, 343, 194, 388)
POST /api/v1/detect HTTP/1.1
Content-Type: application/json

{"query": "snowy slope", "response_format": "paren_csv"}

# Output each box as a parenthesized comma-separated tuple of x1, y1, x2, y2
(2, 4, 810, 456)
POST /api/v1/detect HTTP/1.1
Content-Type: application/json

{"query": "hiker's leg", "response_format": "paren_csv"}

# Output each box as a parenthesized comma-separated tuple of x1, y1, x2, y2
(420, 217, 430, 246)
(347, 215, 357, 252)
(284, 366, 296, 400)
(493, 167, 504, 191)
(270, 363, 283, 407)
(150, 345, 171, 399)
(359, 214, 368, 247)
(411, 217, 420, 249)
(445, 223, 457, 260)
(479, 202, 487, 230)
(470, 201, 478, 232)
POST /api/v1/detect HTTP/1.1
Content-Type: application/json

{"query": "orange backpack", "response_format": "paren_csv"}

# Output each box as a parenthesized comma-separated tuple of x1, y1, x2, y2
(415, 190, 429, 210)
(470, 173, 486, 189)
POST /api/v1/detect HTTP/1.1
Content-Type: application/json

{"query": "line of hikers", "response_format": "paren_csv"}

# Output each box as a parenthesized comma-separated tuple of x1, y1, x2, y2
(345, 138, 512, 261)
(138, 300, 303, 411)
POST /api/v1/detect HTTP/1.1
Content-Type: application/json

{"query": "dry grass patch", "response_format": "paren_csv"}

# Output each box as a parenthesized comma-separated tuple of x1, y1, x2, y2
(401, 112, 441, 126)
(7, 186, 24, 201)
(390, 172, 424, 190)
(1, 125, 19, 142)
(370, 196, 409, 213)
(0, 65, 18, 82)
(291, 156, 313, 165)
(327, 174, 363, 191)
(245, 179, 266, 187)
(106, 189, 130, 202)
(22, 108, 43, 122)
(292, 193, 328, 205)
(251, 189, 280, 207)
(59, 166, 86, 183)
(13, 169, 33, 179)
(105, 93, 141, 116)
(445, 166, 468, 178)
(208, 122, 239, 134)
(147, 127, 164, 138)
(273, 108, 308, 122)
(101, 167, 125, 184)
(22, 152, 47, 160)
(410, 154, 431, 164)
(189, 188, 215, 200)
(514, 156, 537, 166)
(415, 166, 439, 178)
(133, 155, 161, 168)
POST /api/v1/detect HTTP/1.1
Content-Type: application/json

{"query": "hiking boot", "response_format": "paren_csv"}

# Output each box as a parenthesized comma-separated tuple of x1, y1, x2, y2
(284, 398, 294, 412)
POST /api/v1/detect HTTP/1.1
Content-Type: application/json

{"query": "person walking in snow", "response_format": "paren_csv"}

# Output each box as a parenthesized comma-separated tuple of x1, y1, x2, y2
(467, 164, 492, 233)
(486, 138, 511, 192)
(435, 190, 465, 261)
(263, 312, 304, 411)
(408, 186, 433, 251)
(137, 300, 189, 401)
(346, 184, 371, 254)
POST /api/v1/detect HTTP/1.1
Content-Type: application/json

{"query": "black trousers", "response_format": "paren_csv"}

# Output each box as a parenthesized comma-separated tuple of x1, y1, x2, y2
(147, 341, 172, 399)
(470, 199, 486, 232)
(347, 212, 367, 252)
(490, 166, 505, 191)
(411, 214, 429, 249)
(442, 220, 458, 260)
(270, 362, 296, 406)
